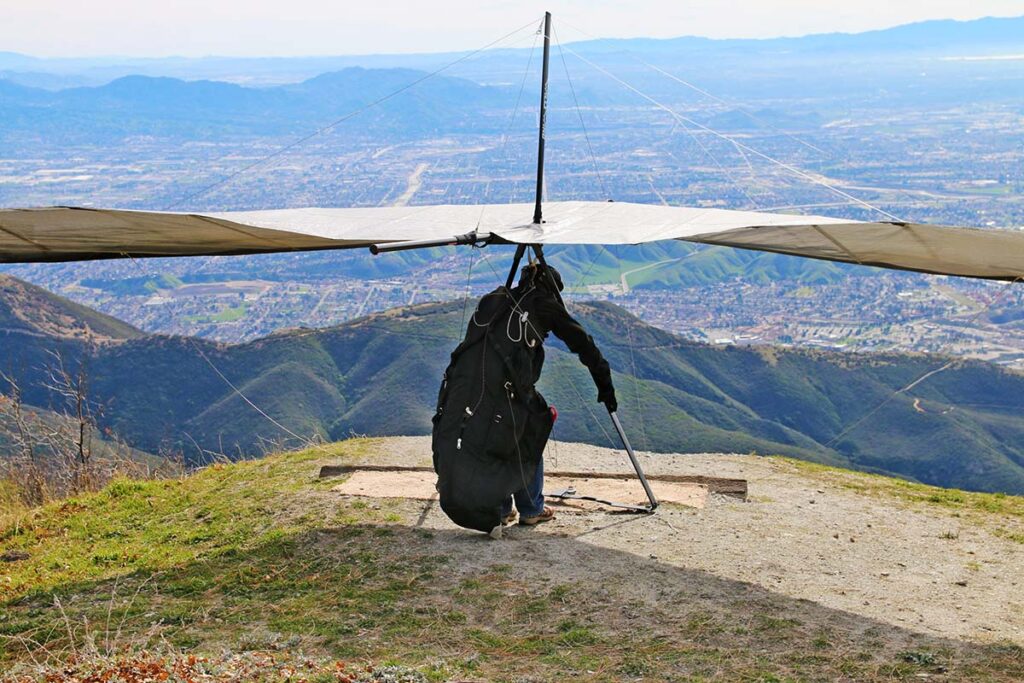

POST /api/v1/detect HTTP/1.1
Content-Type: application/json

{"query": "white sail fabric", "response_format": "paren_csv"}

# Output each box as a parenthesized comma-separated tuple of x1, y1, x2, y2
(2, 201, 1023, 281)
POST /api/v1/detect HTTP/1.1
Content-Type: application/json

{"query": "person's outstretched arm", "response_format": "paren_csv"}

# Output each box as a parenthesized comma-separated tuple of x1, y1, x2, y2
(536, 297, 618, 412)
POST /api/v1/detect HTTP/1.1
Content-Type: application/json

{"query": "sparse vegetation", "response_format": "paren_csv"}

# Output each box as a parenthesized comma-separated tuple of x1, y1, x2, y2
(0, 352, 175, 515)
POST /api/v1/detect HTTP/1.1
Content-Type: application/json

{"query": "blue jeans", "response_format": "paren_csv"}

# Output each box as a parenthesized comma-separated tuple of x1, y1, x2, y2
(502, 457, 545, 518)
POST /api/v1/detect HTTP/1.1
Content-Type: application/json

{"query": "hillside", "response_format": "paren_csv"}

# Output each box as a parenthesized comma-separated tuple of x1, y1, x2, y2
(0, 274, 142, 342)
(3, 278, 1024, 493)
(1, 437, 1021, 680)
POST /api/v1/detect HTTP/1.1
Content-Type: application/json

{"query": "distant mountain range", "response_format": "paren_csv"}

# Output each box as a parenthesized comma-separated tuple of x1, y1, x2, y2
(2, 15, 1023, 88)
(2, 273, 1024, 495)
(0, 67, 509, 142)
(2, 15, 1023, 145)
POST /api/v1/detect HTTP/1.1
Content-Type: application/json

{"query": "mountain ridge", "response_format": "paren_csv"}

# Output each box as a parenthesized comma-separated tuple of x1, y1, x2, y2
(2, 275, 1024, 494)
(1, 14, 1022, 91)
(0, 67, 508, 140)
(4, 14, 1023, 70)
(0, 274, 143, 342)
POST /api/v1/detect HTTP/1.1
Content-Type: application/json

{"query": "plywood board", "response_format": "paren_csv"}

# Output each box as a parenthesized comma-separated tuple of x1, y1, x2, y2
(333, 470, 439, 499)
(331, 469, 706, 509)
(319, 464, 745, 498)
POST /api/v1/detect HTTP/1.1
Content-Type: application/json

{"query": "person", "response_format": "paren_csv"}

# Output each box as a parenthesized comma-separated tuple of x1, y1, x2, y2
(499, 262, 617, 526)
(431, 259, 617, 534)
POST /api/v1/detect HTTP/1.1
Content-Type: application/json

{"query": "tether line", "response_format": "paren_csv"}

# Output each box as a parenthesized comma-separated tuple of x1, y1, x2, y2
(163, 17, 543, 211)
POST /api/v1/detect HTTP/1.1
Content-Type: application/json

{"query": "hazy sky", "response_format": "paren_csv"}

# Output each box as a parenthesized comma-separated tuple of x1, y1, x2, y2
(4, 0, 1024, 58)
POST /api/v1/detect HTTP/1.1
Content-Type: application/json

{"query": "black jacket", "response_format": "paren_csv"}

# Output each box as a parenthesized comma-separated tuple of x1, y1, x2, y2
(431, 273, 615, 533)
(511, 277, 615, 404)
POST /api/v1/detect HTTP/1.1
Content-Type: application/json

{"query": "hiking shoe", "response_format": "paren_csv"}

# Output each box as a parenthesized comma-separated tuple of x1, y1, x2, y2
(501, 511, 518, 526)
(519, 506, 555, 526)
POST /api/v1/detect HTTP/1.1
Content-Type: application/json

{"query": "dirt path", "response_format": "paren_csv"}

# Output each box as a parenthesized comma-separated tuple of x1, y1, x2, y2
(338, 437, 1024, 645)
(618, 258, 681, 294)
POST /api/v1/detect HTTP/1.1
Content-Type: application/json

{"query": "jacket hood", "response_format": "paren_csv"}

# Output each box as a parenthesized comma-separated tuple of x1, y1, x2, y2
(520, 263, 564, 293)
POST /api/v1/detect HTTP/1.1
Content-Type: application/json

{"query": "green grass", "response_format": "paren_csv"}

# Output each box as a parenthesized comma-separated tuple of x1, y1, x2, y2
(2, 440, 1023, 681)
(0, 479, 27, 530)
(960, 185, 1013, 196)
(212, 304, 247, 323)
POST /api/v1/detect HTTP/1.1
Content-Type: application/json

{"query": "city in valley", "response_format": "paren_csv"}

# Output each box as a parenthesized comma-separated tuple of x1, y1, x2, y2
(2, 55, 1023, 368)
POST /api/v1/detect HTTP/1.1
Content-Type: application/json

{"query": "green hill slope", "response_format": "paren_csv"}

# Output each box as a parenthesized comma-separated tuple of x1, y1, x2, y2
(3, 277, 1024, 493)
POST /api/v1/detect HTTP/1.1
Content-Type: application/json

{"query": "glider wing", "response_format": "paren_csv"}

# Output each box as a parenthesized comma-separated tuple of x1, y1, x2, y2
(2, 202, 1022, 281)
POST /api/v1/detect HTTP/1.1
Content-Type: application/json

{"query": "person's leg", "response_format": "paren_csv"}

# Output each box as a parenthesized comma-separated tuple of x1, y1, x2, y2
(513, 457, 545, 518)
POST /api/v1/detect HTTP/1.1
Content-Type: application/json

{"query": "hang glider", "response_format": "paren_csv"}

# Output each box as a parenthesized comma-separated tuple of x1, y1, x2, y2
(1, 11, 1020, 520)
(3, 11, 1021, 283)
(2, 201, 1024, 282)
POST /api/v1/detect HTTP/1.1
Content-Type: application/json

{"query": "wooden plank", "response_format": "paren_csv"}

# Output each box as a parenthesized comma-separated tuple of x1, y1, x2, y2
(318, 464, 747, 499)
(330, 470, 708, 509)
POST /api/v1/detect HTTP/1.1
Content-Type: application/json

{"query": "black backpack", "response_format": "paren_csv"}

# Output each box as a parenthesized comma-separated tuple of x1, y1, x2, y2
(432, 285, 555, 533)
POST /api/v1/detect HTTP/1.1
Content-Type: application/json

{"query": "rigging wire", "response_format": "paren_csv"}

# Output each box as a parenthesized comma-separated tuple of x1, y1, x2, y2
(549, 18, 1024, 460)
(477, 247, 618, 448)
(666, 114, 767, 210)
(476, 19, 542, 229)
(564, 367, 618, 448)
(635, 59, 832, 159)
(550, 36, 649, 450)
(457, 245, 480, 335)
(553, 26, 609, 199)
(457, 23, 541, 359)
(162, 17, 544, 211)
(555, 16, 833, 162)
(88, 18, 547, 458)
(558, 44, 905, 223)
(614, 244, 650, 452)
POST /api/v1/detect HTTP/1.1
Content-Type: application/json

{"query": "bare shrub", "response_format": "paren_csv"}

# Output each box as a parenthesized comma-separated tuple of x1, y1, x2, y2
(0, 353, 182, 510)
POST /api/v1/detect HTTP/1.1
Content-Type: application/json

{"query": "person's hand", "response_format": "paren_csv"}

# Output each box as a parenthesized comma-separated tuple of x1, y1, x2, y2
(598, 386, 618, 413)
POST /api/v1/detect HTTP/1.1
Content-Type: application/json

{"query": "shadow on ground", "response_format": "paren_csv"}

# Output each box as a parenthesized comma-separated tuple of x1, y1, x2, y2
(3, 510, 1022, 682)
